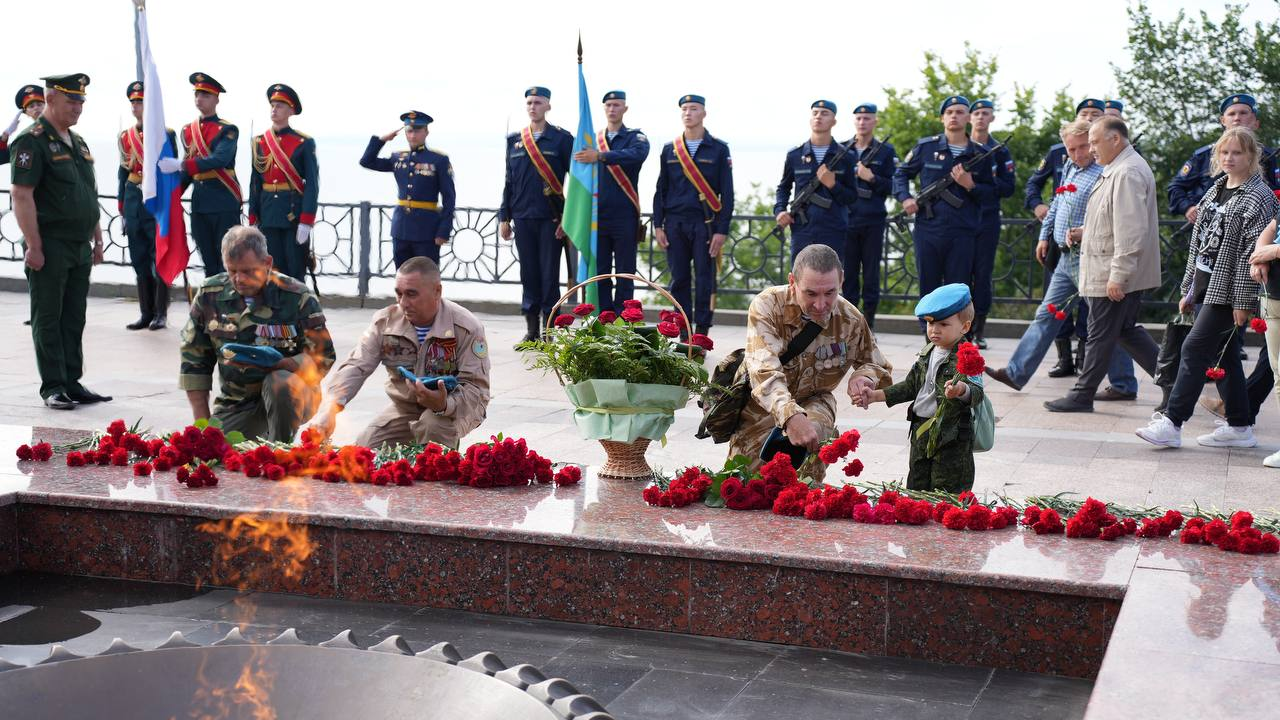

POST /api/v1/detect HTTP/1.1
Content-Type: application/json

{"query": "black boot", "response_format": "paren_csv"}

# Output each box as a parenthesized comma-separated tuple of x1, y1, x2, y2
(518, 313, 540, 345)
(125, 277, 154, 330)
(149, 279, 169, 330)
(973, 314, 988, 350)
(864, 307, 877, 331)
(1154, 385, 1172, 414)
(695, 324, 710, 337)
(1047, 338, 1076, 378)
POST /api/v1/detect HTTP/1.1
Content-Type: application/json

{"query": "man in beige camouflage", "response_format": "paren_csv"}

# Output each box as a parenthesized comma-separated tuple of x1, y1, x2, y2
(179, 225, 335, 441)
(300, 256, 490, 449)
(728, 245, 892, 474)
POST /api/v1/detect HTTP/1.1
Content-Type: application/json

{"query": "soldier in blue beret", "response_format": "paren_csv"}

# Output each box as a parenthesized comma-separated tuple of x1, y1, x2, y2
(859, 283, 983, 492)
(653, 94, 733, 337)
(841, 102, 897, 329)
(1023, 97, 1111, 378)
(500, 86, 574, 343)
(966, 99, 1016, 349)
(774, 100, 857, 269)
(572, 90, 650, 312)
(1103, 99, 1124, 116)
(892, 96, 996, 301)
(360, 111, 456, 267)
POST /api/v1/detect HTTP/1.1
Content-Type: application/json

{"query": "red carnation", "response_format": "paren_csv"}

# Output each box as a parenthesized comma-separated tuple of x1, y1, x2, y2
(107, 419, 127, 439)
(642, 485, 663, 506)
(933, 502, 957, 522)
(957, 490, 976, 506)
(690, 333, 714, 350)
(1046, 303, 1058, 314)
(153, 456, 173, 472)
(1231, 511, 1254, 530)
(572, 303, 596, 317)
(31, 442, 53, 461)
(942, 507, 968, 530)
(1066, 183, 1078, 192)
(620, 308, 644, 323)
(843, 459, 864, 477)
(133, 462, 153, 477)
(1054, 186, 1066, 195)
(803, 501, 829, 521)
(1205, 367, 1226, 381)
(598, 311, 617, 324)
(1022, 506, 1042, 526)
(110, 448, 129, 466)
(15, 444, 33, 461)
(554, 465, 582, 486)
(192, 464, 218, 488)
(66, 451, 86, 467)
(1180, 527, 1204, 544)
(176, 466, 191, 484)
(1033, 508, 1064, 534)
(553, 314, 576, 328)
(656, 321, 681, 338)
(955, 345, 986, 376)
(265, 464, 286, 481)
(872, 502, 897, 524)
(1261, 534, 1280, 554)
(1054, 310, 1067, 321)
(966, 505, 993, 531)
(1099, 524, 1126, 541)
(1250, 317, 1267, 333)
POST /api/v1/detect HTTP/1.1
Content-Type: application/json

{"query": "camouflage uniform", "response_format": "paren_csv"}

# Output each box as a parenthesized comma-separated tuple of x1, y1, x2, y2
(882, 342, 984, 493)
(728, 285, 892, 477)
(322, 298, 490, 449)
(179, 272, 335, 441)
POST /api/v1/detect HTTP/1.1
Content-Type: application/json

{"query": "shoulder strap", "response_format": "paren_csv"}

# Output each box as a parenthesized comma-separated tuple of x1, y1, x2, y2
(780, 320, 823, 365)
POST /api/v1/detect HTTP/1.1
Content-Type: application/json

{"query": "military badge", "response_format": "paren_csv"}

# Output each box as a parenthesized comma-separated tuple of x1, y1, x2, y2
(1037, 158, 1046, 171)
(15, 151, 31, 169)
(472, 340, 488, 359)
(1179, 164, 1190, 176)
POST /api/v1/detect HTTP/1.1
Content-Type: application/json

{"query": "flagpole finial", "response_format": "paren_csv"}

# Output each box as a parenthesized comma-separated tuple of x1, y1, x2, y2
(133, 0, 146, 10)
(577, 33, 583, 65)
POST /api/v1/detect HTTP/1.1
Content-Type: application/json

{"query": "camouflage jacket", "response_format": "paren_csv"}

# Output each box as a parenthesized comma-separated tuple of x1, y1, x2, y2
(882, 341, 984, 452)
(740, 285, 892, 428)
(179, 271, 336, 409)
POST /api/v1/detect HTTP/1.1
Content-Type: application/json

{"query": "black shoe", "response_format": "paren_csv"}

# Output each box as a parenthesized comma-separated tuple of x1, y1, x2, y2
(518, 314, 540, 345)
(973, 315, 988, 349)
(1044, 396, 1094, 413)
(1094, 386, 1137, 402)
(984, 366, 1023, 391)
(1047, 338, 1076, 378)
(148, 316, 167, 330)
(67, 387, 113, 404)
(126, 315, 153, 331)
(695, 324, 710, 336)
(44, 392, 76, 410)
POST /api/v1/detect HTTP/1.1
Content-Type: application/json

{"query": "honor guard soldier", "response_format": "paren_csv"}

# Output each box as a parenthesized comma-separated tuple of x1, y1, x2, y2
(892, 95, 996, 299)
(164, 73, 240, 277)
(774, 100, 857, 267)
(360, 111, 455, 267)
(1103, 99, 1125, 117)
(842, 103, 896, 329)
(1024, 97, 1106, 377)
(1, 85, 45, 166)
(966, 99, 1016, 348)
(654, 94, 734, 336)
(180, 226, 335, 442)
(118, 81, 178, 331)
(1169, 93, 1280, 223)
(572, 90, 650, 313)
(249, 83, 319, 283)
(499, 86, 573, 342)
(10, 73, 113, 410)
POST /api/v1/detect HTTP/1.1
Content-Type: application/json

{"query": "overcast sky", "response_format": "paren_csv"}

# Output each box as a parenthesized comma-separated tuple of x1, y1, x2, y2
(0, 0, 1270, 210)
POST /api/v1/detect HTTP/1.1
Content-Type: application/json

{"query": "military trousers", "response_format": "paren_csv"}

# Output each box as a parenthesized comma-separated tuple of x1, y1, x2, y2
(392, 235, 441, 267)
(912, 222, 976, 298)
(125, 210, 169, 320)
(213, 369, 320, 443)
(728, 391, 837, 482)
(26, 239, 91, 399)
(262, 225, 308, 283)
(843, 223, 884, 321)
(514, 218, 562, 316)
(971, 214, 1000, 316)
(190, 210, 237, 276)
(664, 219, 717, 329)
(596, 218, 640, 312)
(905, 417, 975, 493)
(356, 400, 481, 450)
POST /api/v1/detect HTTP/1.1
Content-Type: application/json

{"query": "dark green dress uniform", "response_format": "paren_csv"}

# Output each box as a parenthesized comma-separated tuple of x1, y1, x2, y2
(179, 271, 337, 442)
(249, 84, 319, 282)
(10, 76, 101, 403)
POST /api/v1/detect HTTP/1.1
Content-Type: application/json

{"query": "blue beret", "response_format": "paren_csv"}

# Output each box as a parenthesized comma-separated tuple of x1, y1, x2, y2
(1220, 93, 1257, 114)
(914, 283, 972, 321)
(811, 99, 837, 114)
(524, 86, 551, 99)
(852, 103, 877, 115)
(678, 94, 705, 107)
(969, 98, 994, 111)
(939, 96, 970, 114)
(401, 111, 433, 127)
(602, 90, 625, 102)
(1103, 99, 1124, 112)
(267, 83, 301, 114)
(1076, 98, 1104, 113)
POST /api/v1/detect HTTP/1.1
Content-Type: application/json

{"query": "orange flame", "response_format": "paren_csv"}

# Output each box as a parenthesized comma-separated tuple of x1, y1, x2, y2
(180, 646, 278, 720)
(196, 513, 315, 594)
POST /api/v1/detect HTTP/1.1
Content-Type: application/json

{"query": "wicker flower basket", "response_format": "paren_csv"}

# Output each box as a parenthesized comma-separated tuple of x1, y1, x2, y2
(546, 273, 695, 481)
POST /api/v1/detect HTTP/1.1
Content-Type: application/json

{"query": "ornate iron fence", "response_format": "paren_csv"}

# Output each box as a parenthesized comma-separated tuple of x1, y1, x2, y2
(0, 190, 1192, 312)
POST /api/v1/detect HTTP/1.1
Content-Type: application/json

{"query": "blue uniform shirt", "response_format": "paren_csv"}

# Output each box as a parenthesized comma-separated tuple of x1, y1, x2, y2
(500, 125, 574, 222)
(598, 125, 650, 224)
(1168, 143, 1280, 217)
(892, 135, 997, 231)
(1023, 143, 1067, 211)
(360, 136, 456, 241)
(847, 138, 897, 228)
(772, 140, 857, 235)
(653, 132, 735, 235)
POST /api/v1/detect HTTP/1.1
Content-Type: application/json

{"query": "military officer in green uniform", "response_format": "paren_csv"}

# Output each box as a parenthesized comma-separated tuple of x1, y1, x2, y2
(179, 225, 336, 441)
(10, 73, 113, 410)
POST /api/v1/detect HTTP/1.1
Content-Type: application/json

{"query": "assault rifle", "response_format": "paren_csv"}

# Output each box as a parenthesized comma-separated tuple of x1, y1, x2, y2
(763, 135, 868, 241)
(909, 132, 1014, 221)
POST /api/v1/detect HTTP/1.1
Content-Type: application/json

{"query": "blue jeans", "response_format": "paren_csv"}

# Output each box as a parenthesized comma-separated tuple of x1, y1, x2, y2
(1006, 250, 1138, 392)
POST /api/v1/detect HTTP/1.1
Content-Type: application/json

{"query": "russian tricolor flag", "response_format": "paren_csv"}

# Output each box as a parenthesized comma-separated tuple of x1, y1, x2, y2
(137, 7, 189, 285)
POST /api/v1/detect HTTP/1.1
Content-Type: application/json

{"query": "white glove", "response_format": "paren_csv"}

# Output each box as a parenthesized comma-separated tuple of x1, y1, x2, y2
(296, 223, 312, 245)
(157, 157, 182, 174)
(3, 112, 19, 138)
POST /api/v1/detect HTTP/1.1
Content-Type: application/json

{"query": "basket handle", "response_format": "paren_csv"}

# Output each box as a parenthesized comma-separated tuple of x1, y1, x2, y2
(546, 273, 694, 359)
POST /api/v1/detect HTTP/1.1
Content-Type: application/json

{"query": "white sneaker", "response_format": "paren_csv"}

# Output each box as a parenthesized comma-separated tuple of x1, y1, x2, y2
(1264, 449, 1280, 468)
(1197, 420, 1257, 448)
(1135, 413, 1182, 448)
